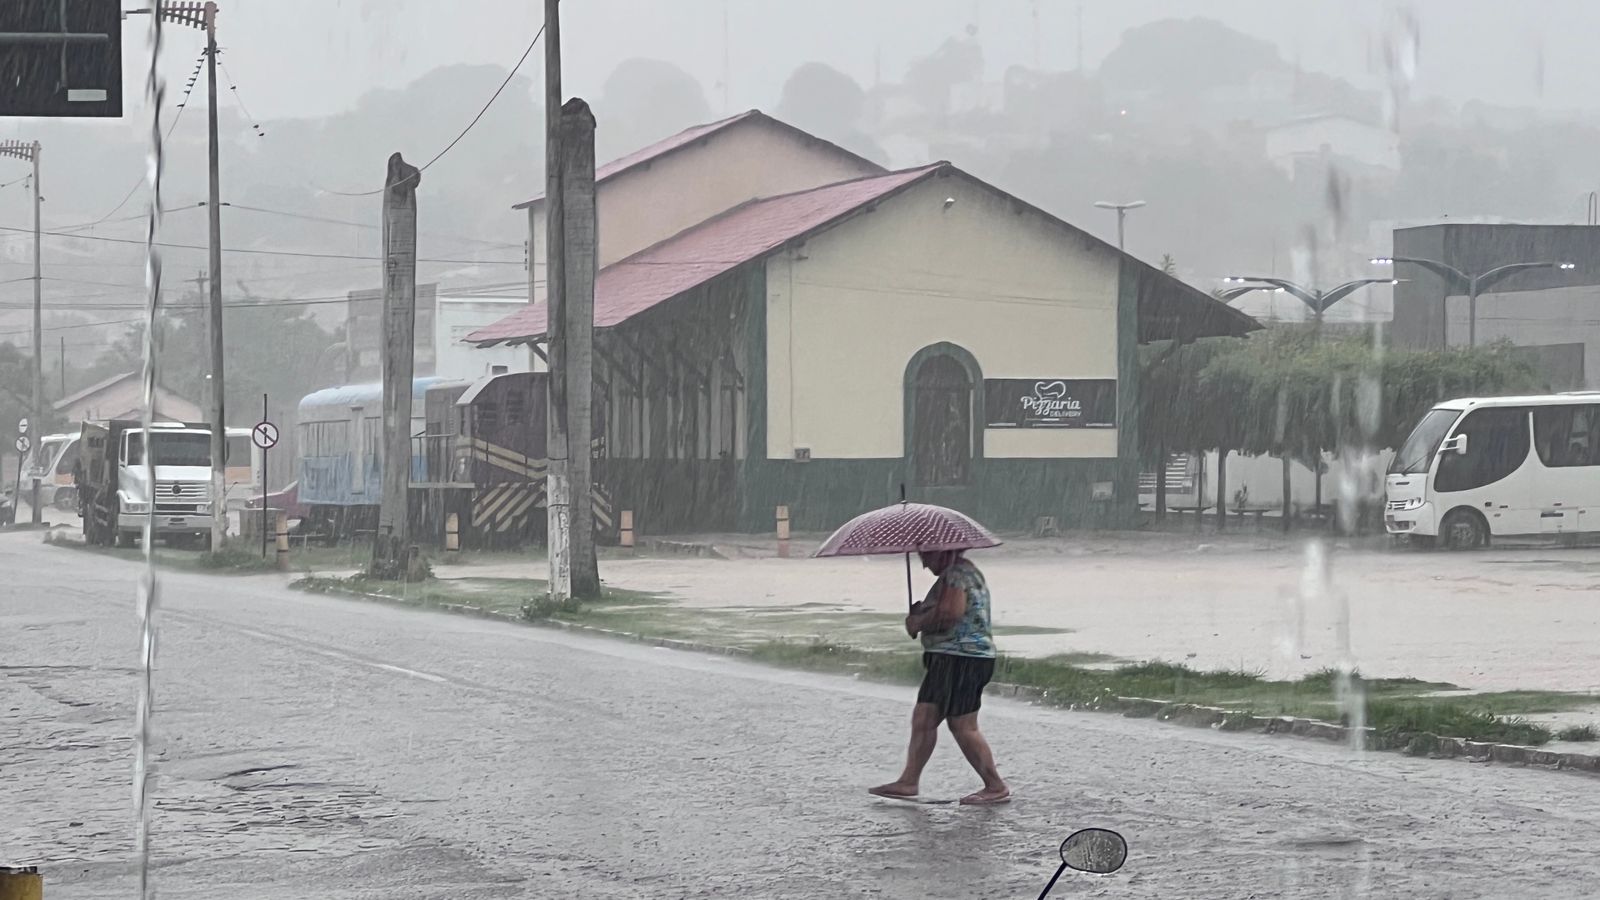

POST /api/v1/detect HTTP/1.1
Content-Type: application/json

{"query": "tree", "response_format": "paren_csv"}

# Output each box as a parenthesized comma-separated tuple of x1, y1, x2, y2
(1139, 329, 1543, 528)
(78, 282, 342, 428)
(775, 63, 888, 164)
(903, 29, 983, 115)
(1098, 18, 1283, 99)
(594, 58, 713, 161)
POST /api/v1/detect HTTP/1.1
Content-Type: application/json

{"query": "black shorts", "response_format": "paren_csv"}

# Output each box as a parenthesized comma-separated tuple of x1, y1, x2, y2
(916, 652, 996, 720)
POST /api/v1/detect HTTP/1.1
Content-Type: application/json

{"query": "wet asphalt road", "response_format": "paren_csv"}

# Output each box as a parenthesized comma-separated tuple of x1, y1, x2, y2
(4, 532, 1600, 899)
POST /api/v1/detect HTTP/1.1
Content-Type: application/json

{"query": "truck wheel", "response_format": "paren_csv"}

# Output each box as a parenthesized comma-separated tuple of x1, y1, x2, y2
(116, 529, 137, 549)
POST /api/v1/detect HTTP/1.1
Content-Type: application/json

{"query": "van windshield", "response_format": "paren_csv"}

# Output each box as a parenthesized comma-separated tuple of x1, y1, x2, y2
(126, 433, 212, 468)
(1389, 408, 1462, 475)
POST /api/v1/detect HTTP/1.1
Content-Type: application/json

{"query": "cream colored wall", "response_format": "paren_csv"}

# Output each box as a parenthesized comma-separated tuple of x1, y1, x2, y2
(529, 122, 880, 302)
(766, 174, 1120, 461)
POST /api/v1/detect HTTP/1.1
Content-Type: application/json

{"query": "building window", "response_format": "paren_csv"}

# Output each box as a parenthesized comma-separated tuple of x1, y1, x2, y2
(910, 353, 974, 486)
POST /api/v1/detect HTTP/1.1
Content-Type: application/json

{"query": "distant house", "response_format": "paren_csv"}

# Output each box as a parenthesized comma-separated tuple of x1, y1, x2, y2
(1265, 113, 1399, 178)
(54, 372, 203, 425)
(345, 283, 439, 382)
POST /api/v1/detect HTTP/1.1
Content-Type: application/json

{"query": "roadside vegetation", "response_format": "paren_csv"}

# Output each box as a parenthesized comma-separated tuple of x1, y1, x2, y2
(293, 573, 659, 619)
(270, 553, 1600, 752)
(749, 642, 1586, 747)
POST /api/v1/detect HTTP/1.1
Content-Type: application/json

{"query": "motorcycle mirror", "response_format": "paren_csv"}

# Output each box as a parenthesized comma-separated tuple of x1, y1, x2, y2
(1060, 828, 1128, 875)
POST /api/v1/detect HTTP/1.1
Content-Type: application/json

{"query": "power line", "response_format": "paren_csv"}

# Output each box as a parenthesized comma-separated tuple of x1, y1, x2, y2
(318, 22, 547, 197)
(0, 202, 205, 246)
(0, 224, 522, 265)
(0, 278, 531, 310)
(218, 202, 522, 249)
(0, 317, 141, 337)
(61, 50, 209, 232)
(216, 57, 265, 140)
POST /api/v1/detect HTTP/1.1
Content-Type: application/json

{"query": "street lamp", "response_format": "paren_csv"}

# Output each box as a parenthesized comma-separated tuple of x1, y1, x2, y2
(1093, 200, 1146, 251)
(1218, 275, 1398, 519)
(1370, 256, 1577, 347)
(1220, 275, 1399, 330)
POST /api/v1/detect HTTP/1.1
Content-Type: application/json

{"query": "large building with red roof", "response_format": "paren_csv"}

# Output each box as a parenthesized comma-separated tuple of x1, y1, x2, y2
(473, 113, 1256, 534)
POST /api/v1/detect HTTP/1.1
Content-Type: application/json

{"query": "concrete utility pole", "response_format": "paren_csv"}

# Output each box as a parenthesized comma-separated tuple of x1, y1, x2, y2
(1, 140, 44, 524)
(203, 1, 227, 549)
(544, 0, 572, 604)
(560, 98, 600, 598)
(29, 141, 41, 526)
(372, 153, 421, 579)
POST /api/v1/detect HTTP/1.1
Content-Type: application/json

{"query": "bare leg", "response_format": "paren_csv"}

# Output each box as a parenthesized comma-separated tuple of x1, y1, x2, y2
(947, 712, 1009, 803)
(869, 703, 942, 797)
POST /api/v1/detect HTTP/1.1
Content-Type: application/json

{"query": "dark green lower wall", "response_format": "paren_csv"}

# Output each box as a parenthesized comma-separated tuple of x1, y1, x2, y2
(735, 455, 1138, 533)
(603, 459, 740, 534)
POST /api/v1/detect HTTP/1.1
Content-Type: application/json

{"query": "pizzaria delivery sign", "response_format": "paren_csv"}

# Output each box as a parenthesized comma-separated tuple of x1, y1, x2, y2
(983, 379, 1117, 429)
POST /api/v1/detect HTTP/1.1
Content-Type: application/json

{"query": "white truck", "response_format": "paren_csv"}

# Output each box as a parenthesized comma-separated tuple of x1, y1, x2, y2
(77, 420, 217, 548)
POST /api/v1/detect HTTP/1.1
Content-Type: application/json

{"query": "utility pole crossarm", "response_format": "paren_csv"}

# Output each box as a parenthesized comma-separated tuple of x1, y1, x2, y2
(0, 142, 38, 163)
(157, 2, 212, 28)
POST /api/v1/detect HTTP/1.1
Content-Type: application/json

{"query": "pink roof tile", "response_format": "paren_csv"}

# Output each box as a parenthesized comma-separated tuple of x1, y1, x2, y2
(472, 164, 942, 345)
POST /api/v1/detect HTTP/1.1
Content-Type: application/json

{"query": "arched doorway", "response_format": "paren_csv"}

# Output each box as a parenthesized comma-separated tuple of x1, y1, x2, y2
(908, 350, 977, 486)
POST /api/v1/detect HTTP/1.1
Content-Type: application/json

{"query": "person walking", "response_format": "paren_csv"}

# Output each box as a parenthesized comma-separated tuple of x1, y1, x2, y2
(869, 549, 1010, 805)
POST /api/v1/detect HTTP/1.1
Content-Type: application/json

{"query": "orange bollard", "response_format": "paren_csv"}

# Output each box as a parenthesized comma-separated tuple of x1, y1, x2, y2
(0, 866, 43, 900)
(777, 505, 791, 558)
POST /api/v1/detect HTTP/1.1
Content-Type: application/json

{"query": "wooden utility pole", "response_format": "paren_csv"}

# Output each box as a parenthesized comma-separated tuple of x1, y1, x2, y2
(204, 1, 227, 549)
(544, 0, 571, 603)
(371, 153, 421, 579)
(560, 98, 600, 598)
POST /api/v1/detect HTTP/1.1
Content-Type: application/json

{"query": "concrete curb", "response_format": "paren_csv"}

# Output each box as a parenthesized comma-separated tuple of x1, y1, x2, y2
(296, 579, 1600, 778)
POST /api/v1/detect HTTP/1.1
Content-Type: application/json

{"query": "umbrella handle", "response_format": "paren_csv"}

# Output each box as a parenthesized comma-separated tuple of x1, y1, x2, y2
(905, 551, 914, 611)
(901, 484, 911, 611)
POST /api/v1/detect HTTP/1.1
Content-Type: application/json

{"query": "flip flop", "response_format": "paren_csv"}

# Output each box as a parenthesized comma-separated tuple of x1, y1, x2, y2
(868, 784, 921, 800)
(959, 791, 1012, 806)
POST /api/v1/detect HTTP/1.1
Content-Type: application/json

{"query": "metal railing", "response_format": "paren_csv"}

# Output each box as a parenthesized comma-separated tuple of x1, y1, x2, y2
(411, 432, 470, 484)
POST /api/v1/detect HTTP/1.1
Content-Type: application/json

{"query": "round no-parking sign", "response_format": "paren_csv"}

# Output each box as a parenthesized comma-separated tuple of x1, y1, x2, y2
(251, 421, 280, 450)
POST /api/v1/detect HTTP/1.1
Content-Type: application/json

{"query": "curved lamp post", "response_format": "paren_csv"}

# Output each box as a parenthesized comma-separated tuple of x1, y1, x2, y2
(1370, 257, 1576, 347)
(1093, 200, 1145, 251)
(1220, 276, 1399, 331)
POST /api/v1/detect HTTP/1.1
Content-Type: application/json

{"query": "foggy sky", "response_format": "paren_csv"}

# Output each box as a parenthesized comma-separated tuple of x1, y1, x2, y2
(86, 0, 1600, 125)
